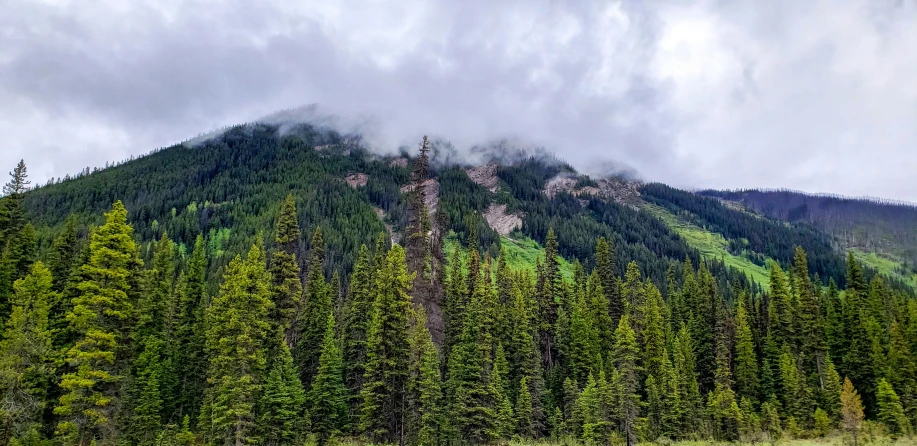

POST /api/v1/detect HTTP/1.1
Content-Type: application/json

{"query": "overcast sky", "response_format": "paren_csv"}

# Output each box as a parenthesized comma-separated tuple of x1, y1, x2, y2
(2, 0, 916, 200)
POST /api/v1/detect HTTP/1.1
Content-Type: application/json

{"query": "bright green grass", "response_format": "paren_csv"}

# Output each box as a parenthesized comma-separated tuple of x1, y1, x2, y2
(444, 232, 575, 280)
(642, 204, 773, 290)
(852, 249, 917, 289)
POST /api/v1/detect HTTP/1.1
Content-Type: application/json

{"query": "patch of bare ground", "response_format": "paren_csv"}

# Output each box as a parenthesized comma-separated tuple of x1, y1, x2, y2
(345, 173, 368, 188)
(484, 203, 523, 236)
(400, 179, 440, 215)
(543, 174, 642, 208)
(373, 207, 401, 245)
(465, 163, 500, 192)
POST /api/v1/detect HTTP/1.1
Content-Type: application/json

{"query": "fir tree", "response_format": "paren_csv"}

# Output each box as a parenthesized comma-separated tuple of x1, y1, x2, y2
(172, 235, 207, 419)
(198, 243, 273, 445)
(137, 232, 175, 342)
(296, 227, 329, 386)
(672, 325, 701, 431)
(577, 373, 613, 444)
(48, 216, 79, 293)
(360, 245, 414, 444)
(407, 305, 443, 446)
(128, 336, 164, 446)
(342, 245, 372, 422)
(613, 315, 640, 446)
(0, 262, 56, 442)
(310, 313, 347, 445)
(515, 376, 535, 439)
(820, 357, 843, 420)
(876, 378, 912, 436)
(641, 282, 666, 381)
(256, 339, 306, 446)
(734, 298, 759, 403)
(54, 201, 141, 445)
(594, 237, 621, 326)
(270, 195, 304, 348)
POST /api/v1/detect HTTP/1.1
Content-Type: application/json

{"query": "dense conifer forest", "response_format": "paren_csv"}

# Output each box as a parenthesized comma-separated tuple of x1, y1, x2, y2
(1, 126, 916, 445)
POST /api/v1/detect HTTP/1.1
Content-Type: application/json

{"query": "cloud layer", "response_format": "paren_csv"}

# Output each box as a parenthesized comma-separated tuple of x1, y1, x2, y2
(2, 0, 915, 200)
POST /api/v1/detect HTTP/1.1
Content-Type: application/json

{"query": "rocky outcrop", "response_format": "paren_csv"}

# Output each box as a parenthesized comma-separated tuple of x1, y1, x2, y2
(389, 157, 409, 168)
(544, 174, 642, 208)
(465, 163, 501, 192)
(345, 173, 368, 188)
(373, 207, 400, 245)
(484, 203, 522, 236)
(400, 179, 440, 215)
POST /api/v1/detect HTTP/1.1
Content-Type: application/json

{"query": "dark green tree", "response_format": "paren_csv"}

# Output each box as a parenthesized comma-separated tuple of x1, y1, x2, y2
(309, 313, 347, 445)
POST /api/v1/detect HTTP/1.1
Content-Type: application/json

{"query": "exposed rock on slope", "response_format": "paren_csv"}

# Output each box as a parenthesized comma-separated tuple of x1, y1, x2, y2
(400, 179, 440, 215)
(484, 203, 522, 236)
(373, 207, 400, 245)
(465, 163, 501, 192)
(345, 173, 368, 188)
(544, 174, 642, 208)
(389, 157, 409, 168)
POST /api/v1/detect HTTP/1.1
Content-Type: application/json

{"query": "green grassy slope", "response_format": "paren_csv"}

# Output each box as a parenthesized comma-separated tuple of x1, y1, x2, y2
(444, 232, 575, 280)
(642, 203, 773, 289)
(852, 249, 917, 289)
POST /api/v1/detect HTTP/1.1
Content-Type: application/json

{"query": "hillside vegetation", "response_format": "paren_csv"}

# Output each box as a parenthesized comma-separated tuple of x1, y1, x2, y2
(0, 125, 915, 445)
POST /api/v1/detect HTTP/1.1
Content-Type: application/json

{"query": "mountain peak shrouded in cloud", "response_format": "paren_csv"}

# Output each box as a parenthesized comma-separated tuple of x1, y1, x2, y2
(2, 0, 916, 200)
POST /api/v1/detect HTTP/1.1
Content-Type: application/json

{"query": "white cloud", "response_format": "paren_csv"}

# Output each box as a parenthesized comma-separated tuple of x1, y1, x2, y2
(0, 0, 915, 200)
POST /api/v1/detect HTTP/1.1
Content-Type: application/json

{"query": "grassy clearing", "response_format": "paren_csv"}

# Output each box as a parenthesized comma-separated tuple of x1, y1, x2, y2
(444, 232, 574, 280)
(642, 204, 773, 289)
(852, 249, 917, 289)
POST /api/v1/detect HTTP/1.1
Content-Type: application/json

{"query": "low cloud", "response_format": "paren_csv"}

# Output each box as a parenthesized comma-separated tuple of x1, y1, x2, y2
(1, 0, 915, 200)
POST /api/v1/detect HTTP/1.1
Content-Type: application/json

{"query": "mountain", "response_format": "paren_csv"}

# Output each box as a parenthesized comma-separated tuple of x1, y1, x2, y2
(21, 121, 914, 294)
(700, 189, 917, 286)
(3, 119, 917, 445)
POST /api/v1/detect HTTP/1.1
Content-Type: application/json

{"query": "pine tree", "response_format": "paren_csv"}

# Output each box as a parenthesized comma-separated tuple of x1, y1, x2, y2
(137, 232, 175, 342)
(613, 315, 640, 446)
(310, 313, 347, 445)
(820, 357, 843, 420)
(128, 336, 164, 446)
(841, 377, 864, 446)
(342, 245, 371, 423)
(270, 195, 304, 348)
(172, 235, 207, 419)
(198, 243, 273, 445)
(586, 271, 614, 364)
(876, 378, 912, 436)
(641, 282, 666, 381)
(707, 318, 741, 442)
(538, 228, 560, 371)
(577, 373, 614, 444)
(256, 339, 306, 446)
(0, 262, 56, 442)
(407, 305, 442, 446)
(0, 224, 36, 325)
(793, 248, 826, 375)
(734, 298, 759, 404)
(54, 201, 141, 445)
(659, 354, 684, 439)
(594, 237, 621, 326)
(566, 284, 601, 385)
(768, 262, 794, 351)
(443, 247, 467, 358)
(515, 376, 535, 439)
(296, 227, 329, 386)
(492, 344, 514, 438)
(778, 349, 810, 422)
(48, 216, 79, 293)
(445, 262, 500, 444)
(672, 325, 701, 432)
(360, 245, 414, 444)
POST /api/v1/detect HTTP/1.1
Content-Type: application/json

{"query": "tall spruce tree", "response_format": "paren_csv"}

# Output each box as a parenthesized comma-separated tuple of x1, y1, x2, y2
(54, 201, 141, 445)
(734, 297, 760, 403)
(172, 235, 207, 419)
(359, 245, 414, 443)
(0, 262, 56, 443)
(407, 305, 443, 446)
(342, 245, 371, 423)
(613, 315, 640, 446)
(198, 243, 273, 445)
(309, 313, 347, 445)
(270, 195, 304, 348)
(256, 337, 306, 446)
(296, 227, 330, 386)
(876, 378, 912, 436)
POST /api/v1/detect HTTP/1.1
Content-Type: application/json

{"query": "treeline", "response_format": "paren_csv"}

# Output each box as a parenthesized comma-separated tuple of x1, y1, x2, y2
(1, 158, 916, 446)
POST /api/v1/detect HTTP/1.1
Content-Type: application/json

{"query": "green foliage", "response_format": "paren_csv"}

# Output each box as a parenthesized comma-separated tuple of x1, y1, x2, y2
(297, 227, 330, 386)
(257, 340, 306, 446)
(309, 313, 347, 444)
(198, 242, 273, 445)
(876, 378, 912, 436)
(359, 245, 413, 443)
(54, 201, 141, 445)
(269, 195, 304, 348)
(0, 262, 56, 442)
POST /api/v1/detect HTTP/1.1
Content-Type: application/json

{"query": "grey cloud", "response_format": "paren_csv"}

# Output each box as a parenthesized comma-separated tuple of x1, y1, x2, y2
(1, 0, 915, 201)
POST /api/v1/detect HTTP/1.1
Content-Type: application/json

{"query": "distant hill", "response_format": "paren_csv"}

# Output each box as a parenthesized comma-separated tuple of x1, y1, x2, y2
(699, 189, 917, 272)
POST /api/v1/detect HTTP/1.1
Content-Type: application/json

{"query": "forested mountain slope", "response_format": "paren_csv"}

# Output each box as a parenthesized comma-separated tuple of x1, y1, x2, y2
(701, 189, 917, 265)
(1, 121, 915, 445)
